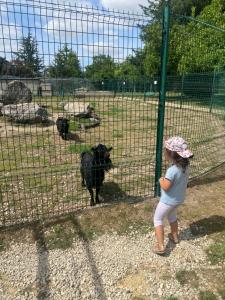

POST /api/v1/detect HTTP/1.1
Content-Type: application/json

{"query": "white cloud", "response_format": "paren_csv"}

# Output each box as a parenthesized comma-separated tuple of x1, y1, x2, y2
(100, 0, 149, 13)
(0, 24, 21, 57)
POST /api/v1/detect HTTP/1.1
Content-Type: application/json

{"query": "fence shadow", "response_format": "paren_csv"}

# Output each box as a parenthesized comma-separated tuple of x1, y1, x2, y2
(99, 181, 144, 204)
(188, 215, 225, 237)
(32, 222, 50, 300)
(189, 163, 225, 188)
(70, 216, 107, 300)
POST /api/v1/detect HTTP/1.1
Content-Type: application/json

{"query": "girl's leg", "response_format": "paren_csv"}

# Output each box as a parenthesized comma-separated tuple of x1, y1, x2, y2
(155, 225, 164, 250)
(167, 207, 179, 242)
(153, 202, 175, 252)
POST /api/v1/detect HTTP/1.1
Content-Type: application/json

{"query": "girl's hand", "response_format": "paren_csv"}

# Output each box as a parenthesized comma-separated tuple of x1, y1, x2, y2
(159, 177, 173, 191)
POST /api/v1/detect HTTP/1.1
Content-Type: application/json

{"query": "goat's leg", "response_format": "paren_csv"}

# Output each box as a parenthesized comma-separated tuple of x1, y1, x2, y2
(88, 187, 95, 206)
(80, 169, 86, 187)
(95, 186, 100, 204)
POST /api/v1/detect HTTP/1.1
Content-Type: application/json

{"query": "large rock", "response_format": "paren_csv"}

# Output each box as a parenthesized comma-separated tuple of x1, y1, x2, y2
(63, 102, 94, 117)
(0, 103, 3, 116)
(1, 103, 48, 123)
(0, 80, 32, 105)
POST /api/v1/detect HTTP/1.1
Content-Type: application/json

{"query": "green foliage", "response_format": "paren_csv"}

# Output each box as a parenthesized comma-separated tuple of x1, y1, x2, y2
(140, 0, 224, 75)
(14, 32, 43, 77)
(85, 54, 116, 80)
(176, 0, 225, 73)
(141, 0, 212, 21)
(116, 50, 145, 80)
(48, 44, 82, 78)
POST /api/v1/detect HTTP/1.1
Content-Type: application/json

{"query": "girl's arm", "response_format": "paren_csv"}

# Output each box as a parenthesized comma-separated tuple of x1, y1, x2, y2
(159, 177, 173, 191)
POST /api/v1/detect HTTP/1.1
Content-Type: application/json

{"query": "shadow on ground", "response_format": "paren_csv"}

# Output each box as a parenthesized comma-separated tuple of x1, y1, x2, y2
(32, 222, 50, 300)
(189, 163, 225, 188)
(99, 182, 144, 204)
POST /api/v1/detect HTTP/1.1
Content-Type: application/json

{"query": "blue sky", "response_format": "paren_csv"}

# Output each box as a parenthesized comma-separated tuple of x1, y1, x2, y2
(0, 0, 150, 69)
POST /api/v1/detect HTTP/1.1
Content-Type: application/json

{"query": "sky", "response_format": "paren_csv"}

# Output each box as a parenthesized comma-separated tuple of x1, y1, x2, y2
(0, 0, 150, 69)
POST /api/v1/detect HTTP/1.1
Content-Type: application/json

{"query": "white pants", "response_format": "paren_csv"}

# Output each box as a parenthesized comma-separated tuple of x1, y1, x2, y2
(153, 202, 178, 227)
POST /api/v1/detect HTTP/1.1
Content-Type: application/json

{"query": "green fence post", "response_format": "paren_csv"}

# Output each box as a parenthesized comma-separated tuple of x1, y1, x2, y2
(180, 74, 185, 109)
(210, 69, 216, 113)
(154, 0, 171, 197)
(144, 77, 146, 101)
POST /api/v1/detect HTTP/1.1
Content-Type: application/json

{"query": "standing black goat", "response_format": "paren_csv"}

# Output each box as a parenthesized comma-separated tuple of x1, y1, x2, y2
(56, 117, 69, 140)
(80, 144, 113, 206)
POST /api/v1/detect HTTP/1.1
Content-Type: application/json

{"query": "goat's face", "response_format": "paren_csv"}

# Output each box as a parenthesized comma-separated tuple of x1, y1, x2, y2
(92, 144, 112, 168)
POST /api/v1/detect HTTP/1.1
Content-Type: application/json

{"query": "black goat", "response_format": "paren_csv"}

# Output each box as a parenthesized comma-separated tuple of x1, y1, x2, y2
(56, 117, 69, 140)
(80, 144, 113, 206)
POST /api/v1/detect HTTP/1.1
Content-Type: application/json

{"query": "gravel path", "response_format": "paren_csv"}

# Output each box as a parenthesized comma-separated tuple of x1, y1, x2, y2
(0, 225, 218, 300)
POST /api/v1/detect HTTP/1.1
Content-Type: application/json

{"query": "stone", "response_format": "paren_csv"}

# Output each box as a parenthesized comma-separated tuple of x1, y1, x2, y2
(0, 80, 32, 105)
(63, 102, 94, 117)
(0, 102, 3, 116)
(1, 103, 48, 123)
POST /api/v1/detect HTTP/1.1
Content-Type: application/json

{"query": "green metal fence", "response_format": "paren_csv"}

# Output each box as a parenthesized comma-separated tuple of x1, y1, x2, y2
(0, 0, 225, 226)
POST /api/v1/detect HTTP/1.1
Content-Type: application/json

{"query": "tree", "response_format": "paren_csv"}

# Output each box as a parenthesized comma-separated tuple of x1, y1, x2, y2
(14, 32, 43, 77)
(175, 0, 225, 73)
(85, 55, 116, 89)
(48, 45, 82, 78)
(0, 57, 9, 75)
(140, 0, 214, 75)
(141, 0, 212, 21)
(85, 55, 116, 80)
(115, 50, 145, 80)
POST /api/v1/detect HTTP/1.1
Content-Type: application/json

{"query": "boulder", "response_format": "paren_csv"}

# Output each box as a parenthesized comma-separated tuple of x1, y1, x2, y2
(0, 103, 3, 116)
(63, 102, 94, 117)
(1, 80, 32, 105)
(1, 103, 48, 123)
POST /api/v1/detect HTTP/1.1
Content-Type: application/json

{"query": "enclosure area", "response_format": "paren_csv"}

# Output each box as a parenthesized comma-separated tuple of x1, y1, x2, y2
(0, 0, 225, 226)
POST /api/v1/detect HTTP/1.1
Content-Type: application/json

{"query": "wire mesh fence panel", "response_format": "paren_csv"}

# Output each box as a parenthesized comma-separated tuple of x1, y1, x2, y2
(1, 0, 225, 226)
(160, 10, 225, 178)
(0, 0, 156, 225)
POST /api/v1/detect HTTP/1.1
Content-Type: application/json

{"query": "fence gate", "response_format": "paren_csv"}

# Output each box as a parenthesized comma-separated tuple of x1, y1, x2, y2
(0, 0, 156, 226)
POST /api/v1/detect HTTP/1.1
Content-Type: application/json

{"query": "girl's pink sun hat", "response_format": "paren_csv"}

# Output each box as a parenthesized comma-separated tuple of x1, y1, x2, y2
(165, 137, 193, 158)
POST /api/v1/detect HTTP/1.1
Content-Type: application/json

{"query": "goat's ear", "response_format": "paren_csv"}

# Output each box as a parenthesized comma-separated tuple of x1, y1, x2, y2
(107, 147, 113, 152)
(91, 146, 96, 151)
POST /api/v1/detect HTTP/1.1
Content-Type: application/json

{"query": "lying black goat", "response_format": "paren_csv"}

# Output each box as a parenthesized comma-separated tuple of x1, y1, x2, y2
(80, 144, 113, 206)
(56, 117, 69, 140)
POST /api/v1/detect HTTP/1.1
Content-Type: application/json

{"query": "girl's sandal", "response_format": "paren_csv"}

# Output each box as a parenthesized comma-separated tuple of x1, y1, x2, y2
(168, 233, 179, 244)
(153, 244, 166, 256)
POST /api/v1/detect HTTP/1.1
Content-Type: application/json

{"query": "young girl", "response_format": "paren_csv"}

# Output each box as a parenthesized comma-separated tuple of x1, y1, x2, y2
(153, 137, 193, 255)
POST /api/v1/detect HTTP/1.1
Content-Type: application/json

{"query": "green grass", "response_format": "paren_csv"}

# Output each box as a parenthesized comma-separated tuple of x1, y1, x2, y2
(0, 239, 5, 252)
(24, 175, 58, 193)
(45, 224, 74, 250)
(102, 106, 125, 117)
(175, 270, 199, 287)
(206, 243, 225, 264)
(199, 290, 217, 300)
(112, 131, 123, 138)
(68, 144, 92, 153)
(165, 296, 179, 300)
